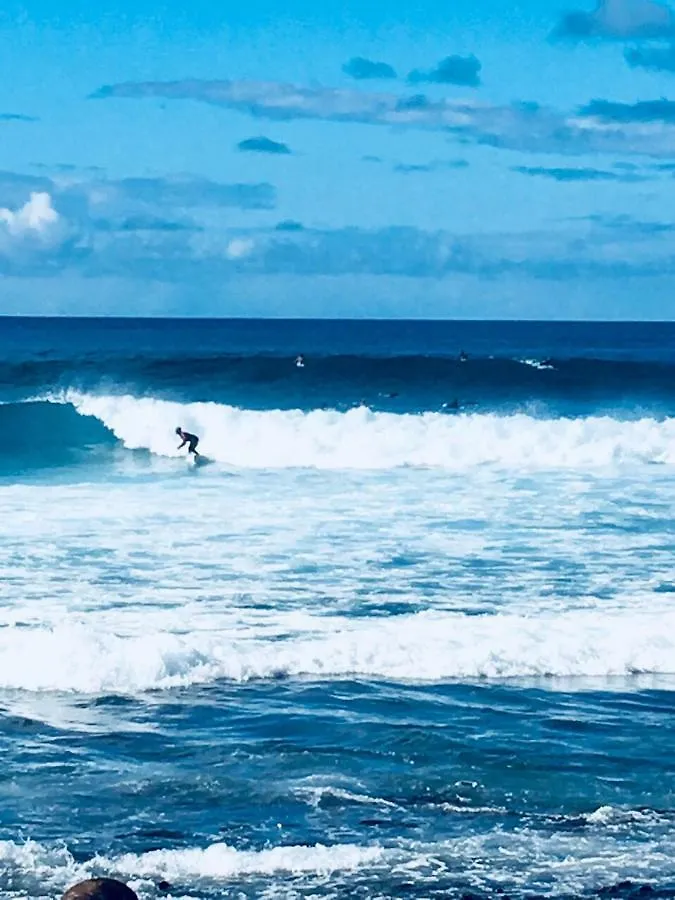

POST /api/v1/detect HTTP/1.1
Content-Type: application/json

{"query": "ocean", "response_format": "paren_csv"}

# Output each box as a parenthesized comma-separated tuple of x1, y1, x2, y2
(1, 316, 675, 900)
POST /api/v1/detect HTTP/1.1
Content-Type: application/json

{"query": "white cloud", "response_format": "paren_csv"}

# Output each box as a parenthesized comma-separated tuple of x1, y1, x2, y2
(0, 174, 673, 301)
(92, 78, 675, 158)
(0, 191, 70, 268)
(0, 192, 59, 237)
(226, 238, 255, 259)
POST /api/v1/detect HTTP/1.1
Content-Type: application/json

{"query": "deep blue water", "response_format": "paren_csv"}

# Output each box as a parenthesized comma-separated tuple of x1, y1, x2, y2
(2, 318, 675, 418)
(1, 318, 675, 899)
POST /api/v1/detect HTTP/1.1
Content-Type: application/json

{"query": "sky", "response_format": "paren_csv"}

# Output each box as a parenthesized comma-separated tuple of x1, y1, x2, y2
(2, 0, 675, 317)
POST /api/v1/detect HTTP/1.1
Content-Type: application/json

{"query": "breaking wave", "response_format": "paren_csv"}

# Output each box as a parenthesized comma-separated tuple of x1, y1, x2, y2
(2, 607, 675, 694)
(36, 391, 675, 470)
(2, 392, 675, 473)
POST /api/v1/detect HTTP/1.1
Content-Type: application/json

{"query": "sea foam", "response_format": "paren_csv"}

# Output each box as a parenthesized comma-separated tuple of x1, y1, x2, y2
(66, 392, 675, 470)
(2, 608, 675, 694)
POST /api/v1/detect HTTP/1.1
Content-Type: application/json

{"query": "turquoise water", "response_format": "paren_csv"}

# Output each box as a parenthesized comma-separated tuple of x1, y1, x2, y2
(1, 318, 675, 899)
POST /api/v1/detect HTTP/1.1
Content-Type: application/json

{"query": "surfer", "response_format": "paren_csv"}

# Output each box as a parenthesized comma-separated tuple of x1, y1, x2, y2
(175, 427, 200, 458)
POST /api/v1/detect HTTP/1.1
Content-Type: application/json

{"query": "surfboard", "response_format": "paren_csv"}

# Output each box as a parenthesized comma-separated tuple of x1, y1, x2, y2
(189, 455, 213, 468)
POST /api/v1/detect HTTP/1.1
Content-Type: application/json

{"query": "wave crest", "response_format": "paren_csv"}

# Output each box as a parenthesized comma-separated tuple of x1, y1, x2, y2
(2, 608, 675, 694)
(68, 392, 675, 470)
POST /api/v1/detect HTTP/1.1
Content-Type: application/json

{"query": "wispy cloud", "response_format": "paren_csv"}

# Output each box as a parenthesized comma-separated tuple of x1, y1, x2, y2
(552, 0, 675, 40)
(342, 57, 397, 80)
(91, 78, 675, 158)
(237, 135, 292, 154)
(0, 113, 38, 123)
(579, 97, 675, 121)
(394, 159, 469, 174)
(92, 215, 203, 233)
(31, 162, 106, 175)
(625, 42, 675, 69)
(408, 55, 482, 87)
(275, 219, 304, 231)
(580, 211, 675, 232)
(0, 171, 52, 207)
(104, 175, 275, 209)
(513, 164, 649, 181)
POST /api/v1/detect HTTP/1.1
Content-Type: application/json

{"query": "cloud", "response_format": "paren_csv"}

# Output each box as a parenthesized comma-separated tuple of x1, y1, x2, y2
(237, 135, 292, 154)
(342, 57, 397, 80)
(579, 97, 675, 121)
(0, 171, 275, 224)
(0, 170, 277, 277)
(0, 192, 80, 273)
(394, 159, 469, 173)
(0, 113, 37, 123)
(0, 171, 52, 208)
(31, 162, 105, 175)
(395, 94, 433, 111)
(92, 78, 415, 123)
(578, 212, 675, 232)
(4, 181, 675, 309)
(100, 175, 275, 209)
(408, 55, 482, 87)
(225, 238, 255, 259)
(30, 171, 273, 215)
(553, 0, 675, 39)
(0, 192, 59, 236)
(513, 164, 648, 181)
(190, 219, 675, 282)
(625, 42, 675, 69)
(275, 219, 304, 231)
(91, 78, 675, 158)
(93, 214, 203, 232)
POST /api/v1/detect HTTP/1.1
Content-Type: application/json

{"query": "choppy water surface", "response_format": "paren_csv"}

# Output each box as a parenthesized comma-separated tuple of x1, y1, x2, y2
(1, 318, 675, 899)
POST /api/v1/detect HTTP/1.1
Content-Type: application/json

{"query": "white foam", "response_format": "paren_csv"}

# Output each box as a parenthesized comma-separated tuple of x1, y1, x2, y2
(109, 841, 383, 880)
(2, 607, 675, 694)
(295, 782, 399, 810)
(5, 823, 675, 898)
(519, 358, 555, 371)
(0, 838, 383, 898)
(66, 392, 675, 470)
(585, 805, 667, 827)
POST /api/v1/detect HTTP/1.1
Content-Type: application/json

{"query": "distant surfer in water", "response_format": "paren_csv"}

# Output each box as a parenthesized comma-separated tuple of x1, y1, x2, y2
(176, 427, 200, 458)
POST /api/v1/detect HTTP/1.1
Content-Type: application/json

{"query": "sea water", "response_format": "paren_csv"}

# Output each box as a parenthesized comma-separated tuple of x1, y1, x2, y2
(1, 317, 675, 899)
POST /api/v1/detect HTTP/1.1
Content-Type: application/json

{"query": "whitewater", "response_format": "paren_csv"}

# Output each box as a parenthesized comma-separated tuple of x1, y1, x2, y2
(2, 318, 675, 900)
(6, 390, 675, 471)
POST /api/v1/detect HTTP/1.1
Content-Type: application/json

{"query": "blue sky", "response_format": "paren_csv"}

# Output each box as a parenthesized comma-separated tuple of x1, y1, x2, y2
(2, 0, 675, 317)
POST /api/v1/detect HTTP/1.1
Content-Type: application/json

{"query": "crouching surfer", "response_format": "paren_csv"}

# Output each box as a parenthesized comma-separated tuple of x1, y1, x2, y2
(175, 427, 200, 458)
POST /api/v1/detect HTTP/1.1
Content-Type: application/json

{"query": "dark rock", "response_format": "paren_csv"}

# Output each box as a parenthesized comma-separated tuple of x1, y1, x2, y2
(62, 879, 138, 900)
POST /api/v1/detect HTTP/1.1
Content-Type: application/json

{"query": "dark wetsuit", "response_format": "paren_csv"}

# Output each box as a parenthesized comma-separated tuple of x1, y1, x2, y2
(179, 431, 199, 455)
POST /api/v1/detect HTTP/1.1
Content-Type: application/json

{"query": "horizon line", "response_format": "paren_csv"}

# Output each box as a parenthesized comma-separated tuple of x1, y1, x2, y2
(2, 315, 675, 324)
